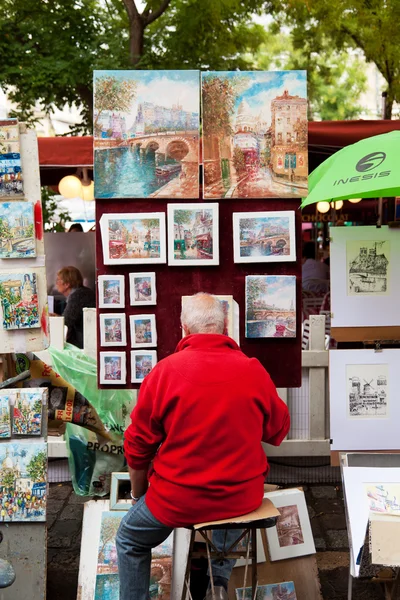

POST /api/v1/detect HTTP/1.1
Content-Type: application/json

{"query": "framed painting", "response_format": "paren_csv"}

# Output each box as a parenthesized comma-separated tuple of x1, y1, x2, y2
(98, 275, 125, 309)
(245, 275, 296, 338)
(131, 350, 157, 383)
(0, 271, 40, 329)
(0, 201, 35, 258)
(0, 394, 11, 438)
(233, 211, 296, 263)
(167, 203, 219, 266)
(12, 389, 44, 436)
(0, 119, 24, 197)
(99, 313, 127, 347)
(202, 71, 307, 200)
(129, 272, 156, 306)
(99, 352, 127, 385)
(130, 314, 157, 348)
(94, 70, 200, 199)
(99, 212, 166, 265)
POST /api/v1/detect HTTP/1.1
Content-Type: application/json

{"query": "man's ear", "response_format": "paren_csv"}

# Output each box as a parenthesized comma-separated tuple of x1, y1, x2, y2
(182, 324, 190, 337)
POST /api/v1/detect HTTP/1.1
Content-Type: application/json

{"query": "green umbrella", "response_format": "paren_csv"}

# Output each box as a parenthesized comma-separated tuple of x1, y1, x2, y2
(301, 130, 400, 208)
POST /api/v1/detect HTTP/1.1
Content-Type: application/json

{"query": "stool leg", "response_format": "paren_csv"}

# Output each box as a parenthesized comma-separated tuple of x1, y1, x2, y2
(182, 530, 196, 600)
(206, 533, 216, 600)
(251, 528, 257, 600)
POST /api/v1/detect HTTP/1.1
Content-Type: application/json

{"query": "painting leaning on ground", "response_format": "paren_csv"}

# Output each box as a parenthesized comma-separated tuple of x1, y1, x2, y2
(0, 201, 36, 258)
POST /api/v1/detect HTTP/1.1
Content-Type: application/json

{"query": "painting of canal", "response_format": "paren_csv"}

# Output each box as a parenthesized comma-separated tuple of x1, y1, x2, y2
(245, 275, 296, 338)
(94, 70, 200, 199)
(167, 203, 219, 266)
(233, 211, 296, 263)
(347, 240, 390, 296)
(0, 272, 40, 329)
(0, 201, 35, 258)
(100, 213, 166, 265)
(0, 119, 23, 197)
(202, 71, 307, 199)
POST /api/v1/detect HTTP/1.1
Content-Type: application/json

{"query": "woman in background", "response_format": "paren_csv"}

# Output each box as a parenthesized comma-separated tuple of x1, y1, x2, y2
(55, 266, 95, 348)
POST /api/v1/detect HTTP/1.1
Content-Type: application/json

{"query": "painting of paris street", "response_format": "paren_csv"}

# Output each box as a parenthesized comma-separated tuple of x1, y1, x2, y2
(202, 71, 307, 199)
(0, 201, 35, 258)
(0, 272, 39, 329)
(233, 211, 296, 263)
(167, 203, 219, 266)
(347, 240, 390, 296)
(94, 70, 200, 199)
(245, 275, 296, 338)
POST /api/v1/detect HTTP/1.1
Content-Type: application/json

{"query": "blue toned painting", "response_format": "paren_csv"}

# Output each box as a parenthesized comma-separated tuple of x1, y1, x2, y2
(236, 581, 297, 600)
(245, 275, 296, 339)
(0, 120, 23, 197)
(0, 201, 35, 258)
(94, 70, 200, 199)
(238, 215, 291, 258)
(202, 71, 308, 199)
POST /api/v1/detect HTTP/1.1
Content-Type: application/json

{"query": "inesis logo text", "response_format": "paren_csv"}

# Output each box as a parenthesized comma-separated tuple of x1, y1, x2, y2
(333, 151, 390, 187)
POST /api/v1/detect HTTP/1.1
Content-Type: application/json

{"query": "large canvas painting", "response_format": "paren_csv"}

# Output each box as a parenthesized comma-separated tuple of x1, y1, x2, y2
(167, 203, 219, 266)
(0, 119, 23, 197)
(245, 275, 296, 338)
(95, 511, 174, 600)
(347, 364, 388, 418)
(233, 211, 296, 263)
(0, 442, 47, 522)
(0, 395, 11, 438)
(235, 581, 297, 600)
(12, 390, 43, 435)
(0, 201, 35, 258)
(0, 272, 40, 329)
(94, 70, 200, 199)
(347, 240, 389, 296)
(202, 71, 307, 199)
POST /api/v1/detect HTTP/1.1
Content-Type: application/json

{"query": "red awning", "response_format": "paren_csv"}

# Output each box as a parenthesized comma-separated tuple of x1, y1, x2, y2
(38, 136, 93, 167)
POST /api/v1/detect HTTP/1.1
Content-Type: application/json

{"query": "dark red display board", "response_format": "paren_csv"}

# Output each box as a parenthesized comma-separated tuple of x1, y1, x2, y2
(96, 198, 302, 389)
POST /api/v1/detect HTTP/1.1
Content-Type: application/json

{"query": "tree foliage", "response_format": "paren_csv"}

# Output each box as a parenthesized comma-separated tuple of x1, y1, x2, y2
(26, 450, 47, 482)
(94, 76, 137, 130)
(41, 187, 71, 232)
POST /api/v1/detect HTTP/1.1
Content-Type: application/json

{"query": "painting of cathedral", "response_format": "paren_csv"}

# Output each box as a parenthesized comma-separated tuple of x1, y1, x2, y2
(0, 442, 47, 522)
(0, 271, 40, 329)
(0, 201, 36, 258)
(202, 71, 307, 199)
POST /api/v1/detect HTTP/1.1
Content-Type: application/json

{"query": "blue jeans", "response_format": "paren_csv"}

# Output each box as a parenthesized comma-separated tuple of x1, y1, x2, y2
(116, 495, 241, 600)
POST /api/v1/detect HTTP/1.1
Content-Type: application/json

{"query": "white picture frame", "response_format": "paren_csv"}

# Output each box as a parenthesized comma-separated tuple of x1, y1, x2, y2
(99, 351, 126, 385)
(167, 203, 219, 266)
(109, 472, 131, 511)
(99, 313, 127, 347)
(129, 272, 156, 306)
(264, 489, 315, 561)
(130, 350, 157, 383)
(233, 211, 296, 263)
(99, 212, 166, 265)
(98, 275, 125, 309)
(129, 314, 157, 348)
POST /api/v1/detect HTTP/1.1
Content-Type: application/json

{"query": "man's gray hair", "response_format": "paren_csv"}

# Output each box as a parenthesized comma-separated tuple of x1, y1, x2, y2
(181, 292, 225, 334)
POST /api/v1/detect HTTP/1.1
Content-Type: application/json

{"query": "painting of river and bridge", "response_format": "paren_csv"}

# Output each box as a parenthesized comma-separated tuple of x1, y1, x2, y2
(245, 275, 296, 338)
(0, 201, 35, 259)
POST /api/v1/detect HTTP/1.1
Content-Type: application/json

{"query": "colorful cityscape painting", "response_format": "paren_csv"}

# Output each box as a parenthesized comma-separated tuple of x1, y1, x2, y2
(0, 120, 23, 197)
(94, 511, 174, 600)
(167, 203, 219, 266)
(0, 201, 35, 258)
(202, 71, 307, 199)
(0, 272, 40, 329)
(100, 314, 126, 347)
(233, 211, 296, 263)
(245, 275, 296, 338)
(98, 275, 125, 309)
(130, 315, 157, 348)
(235, 581, 297, 600)
(366, 484, 400, 515)
(0, 395, 11, 438)
(94, 70, 200, 199)
(131, 351, 157, 383)
(100, 352, 126, 385)
(130, 272, 156, 305)
(12, 391, 43, 435)
(0, 442, 47, 522)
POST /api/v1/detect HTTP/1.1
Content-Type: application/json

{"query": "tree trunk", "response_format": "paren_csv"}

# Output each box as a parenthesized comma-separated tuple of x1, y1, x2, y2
(384, 94, 393, 120)
(129, 18, 144, 67)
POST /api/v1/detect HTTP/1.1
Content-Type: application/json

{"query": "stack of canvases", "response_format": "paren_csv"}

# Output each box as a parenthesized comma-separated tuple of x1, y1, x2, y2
(94, 69, 308, 389)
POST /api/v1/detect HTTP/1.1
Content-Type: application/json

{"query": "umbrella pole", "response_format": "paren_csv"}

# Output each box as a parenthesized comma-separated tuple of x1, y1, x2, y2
(377, 197, 383, 228)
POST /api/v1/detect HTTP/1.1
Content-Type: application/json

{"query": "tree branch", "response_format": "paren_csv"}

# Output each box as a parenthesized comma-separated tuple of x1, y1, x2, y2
(142, 0, 172, 26)
(122, 0, 141, 22)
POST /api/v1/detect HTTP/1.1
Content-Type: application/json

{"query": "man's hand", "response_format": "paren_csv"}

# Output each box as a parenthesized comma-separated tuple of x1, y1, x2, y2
(129, 466, 149, 505)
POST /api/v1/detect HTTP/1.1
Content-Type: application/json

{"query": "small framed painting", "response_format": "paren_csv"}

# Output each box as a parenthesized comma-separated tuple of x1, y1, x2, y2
(98, 275, 125, 309)
(13, 389, 44, 436)
(0, 201, 36, 259)
(167, 203, 219, 266)
(131, 350, 157, 383)
(99, 352, 126, 385)
(129, 272, 156, 306)
(130, 314, 157, 348)
(99, 313, 127, 347)
(99, 213, 166, 265)
(233, 211, 296, 263)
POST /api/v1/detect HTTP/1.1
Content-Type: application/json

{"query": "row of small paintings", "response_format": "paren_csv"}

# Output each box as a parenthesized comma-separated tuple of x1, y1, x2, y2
(93, 69, 308, 200)
(0, 119, 24, 199)
(98, 272, 156, 309)
(100, 350, 157, 385)
(0, 200, 36, 259)
(0, 389, 45, 438)
(100, 313, 157, 348)
(100, 208, 296, 266)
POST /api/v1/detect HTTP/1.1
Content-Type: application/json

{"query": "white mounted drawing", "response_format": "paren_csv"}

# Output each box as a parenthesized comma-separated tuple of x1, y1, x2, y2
(98, 275, 125, 309)
(347, 363, 388, 419)
(99, 351, 126, 385)
(233, 211, 296, 263)
(129, 272, 156, 306)
(131, 350, 157, 383)
(99, 313, 127, 347)
(167, 203, 219, 266)
(130, 314, 157, 348)
(347, 239, 390, 296)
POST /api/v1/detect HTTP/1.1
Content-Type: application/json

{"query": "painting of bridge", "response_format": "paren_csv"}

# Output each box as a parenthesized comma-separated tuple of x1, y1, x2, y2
(245, 275, 296, 338)
(233, 211, 296, 263)
(94, 70, 200, 199)
(0, 201, 35, 258)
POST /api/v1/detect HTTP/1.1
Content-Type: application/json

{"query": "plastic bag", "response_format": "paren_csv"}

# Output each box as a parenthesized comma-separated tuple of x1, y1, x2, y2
(49, 344, 137, 496)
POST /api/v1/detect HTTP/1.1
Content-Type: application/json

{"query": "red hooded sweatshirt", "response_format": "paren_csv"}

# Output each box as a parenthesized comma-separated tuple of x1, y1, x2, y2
(124, 334, 290, 528)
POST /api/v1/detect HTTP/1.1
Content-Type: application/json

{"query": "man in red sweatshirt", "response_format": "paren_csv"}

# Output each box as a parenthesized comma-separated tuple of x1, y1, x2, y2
(116, 293, 290, 600)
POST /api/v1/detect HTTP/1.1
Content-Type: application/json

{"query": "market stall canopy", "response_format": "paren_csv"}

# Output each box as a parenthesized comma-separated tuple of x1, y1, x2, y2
(301, 131, 400, 208)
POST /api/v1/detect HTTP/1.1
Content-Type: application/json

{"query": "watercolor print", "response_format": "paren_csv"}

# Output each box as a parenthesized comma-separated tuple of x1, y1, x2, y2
(347, 364, 388, 418)
(245, 275, 296, 338)
(95, 511, 174, 600)
(0, 201, 35, 259)
(99, 313, 127, 347)
(131, 351, 157, 383)
(0, 119, 23, 197)
(0, 442, 47, 522)
(276, 505, 304, 547)
(366, 484, 400, 516)
(0, 395, 11, 438)
(12, 391, 43, 435)
(93, 70, 200, 199)
(167, 203, 219, 266)
(0, 272, 40, 330)
(98, 275, 125, 309)
(202, 71, 307, 199)
(100, 213, 166, 265)
(235, 581, 297, 600)
(347, 240, 390, 296)
(233, 211, 296, 263)
(100, 352, 127, 385)
(129, 272, 156, 306)
(130, 314, 157, 348)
